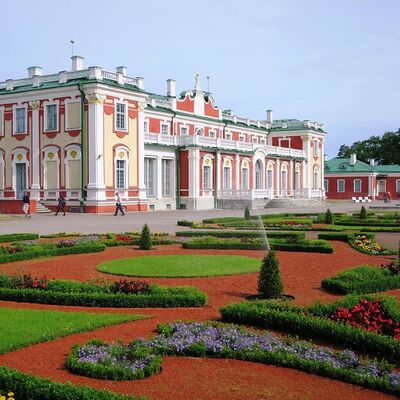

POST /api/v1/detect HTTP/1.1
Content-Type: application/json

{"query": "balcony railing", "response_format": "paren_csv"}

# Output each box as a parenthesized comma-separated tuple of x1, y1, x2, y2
(145, 133, 304, 158)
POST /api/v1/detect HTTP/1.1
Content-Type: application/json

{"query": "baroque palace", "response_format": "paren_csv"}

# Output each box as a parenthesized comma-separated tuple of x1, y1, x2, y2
(0, 56, 326, 213)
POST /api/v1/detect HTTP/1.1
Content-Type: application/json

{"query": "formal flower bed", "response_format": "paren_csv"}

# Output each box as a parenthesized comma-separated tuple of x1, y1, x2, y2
(104, 232, 173, 247)
(175, 230, 306, 239)
(220, 294, 400, 361)
(352, 235, 390, 255)
(67, 321, 400, 395)
(0, 274, 207, 308)
(321, 265, 400, 294)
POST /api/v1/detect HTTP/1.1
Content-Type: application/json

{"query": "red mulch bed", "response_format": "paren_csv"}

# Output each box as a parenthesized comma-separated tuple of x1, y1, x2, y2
(0, 242, 398, 400)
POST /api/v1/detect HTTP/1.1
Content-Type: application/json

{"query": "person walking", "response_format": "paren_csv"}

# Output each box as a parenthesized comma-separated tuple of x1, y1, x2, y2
(55, 194, 66, 216)
(114, 192, 125, 216)
(22, 191, 31, 218)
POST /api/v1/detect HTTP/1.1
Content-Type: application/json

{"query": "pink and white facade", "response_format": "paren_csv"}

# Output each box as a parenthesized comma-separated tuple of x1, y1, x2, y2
(0, 57, 326, 213)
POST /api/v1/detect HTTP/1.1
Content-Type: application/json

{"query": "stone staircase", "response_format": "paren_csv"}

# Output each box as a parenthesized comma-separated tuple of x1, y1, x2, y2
(265, 198, 325, 208)
(36, 202, 53, 214)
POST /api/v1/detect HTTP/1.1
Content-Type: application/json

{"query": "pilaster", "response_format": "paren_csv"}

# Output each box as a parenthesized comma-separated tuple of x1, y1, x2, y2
(235, 154, 240, 190)
(29, 101, 40, 200)
(137, 102, 147, 201)
(188, 147, 200, 208)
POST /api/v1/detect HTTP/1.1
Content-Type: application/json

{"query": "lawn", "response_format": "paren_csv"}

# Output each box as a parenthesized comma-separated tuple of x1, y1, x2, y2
(0, 307, 143, 354)
(97, 254, 261, 277)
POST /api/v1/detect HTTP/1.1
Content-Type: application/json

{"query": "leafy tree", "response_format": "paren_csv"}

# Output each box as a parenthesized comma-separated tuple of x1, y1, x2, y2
(324, 209, 333, 224)
(360, 206, 367, 220)
(244, 207, 251, 220)
(258, 249, 284, 299)
(139, 224, 152, 250)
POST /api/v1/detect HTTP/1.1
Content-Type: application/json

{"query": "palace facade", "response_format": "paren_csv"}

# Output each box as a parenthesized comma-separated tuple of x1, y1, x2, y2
(0, 57, 326, 213)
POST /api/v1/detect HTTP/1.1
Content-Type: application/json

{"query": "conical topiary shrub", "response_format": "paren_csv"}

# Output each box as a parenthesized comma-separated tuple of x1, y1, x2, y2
(244, 207, 251, 220)
(360, 206, 367, 220)
(258, 249, 284, 299)
(324, 209, 333, 224)
(139, 223, 152, 250)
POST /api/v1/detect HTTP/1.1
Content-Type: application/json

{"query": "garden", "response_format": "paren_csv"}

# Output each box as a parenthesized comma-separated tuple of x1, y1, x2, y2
(0, 212, 399, 400)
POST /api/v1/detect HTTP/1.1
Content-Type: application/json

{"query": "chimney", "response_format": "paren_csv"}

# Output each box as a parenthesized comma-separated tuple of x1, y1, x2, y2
(71, 55, 84, 71)
(136, 77, 144, 89)
(27, 66, 43, 78)
(266, 109, 273, 124)
(350, 153, 357, 166)
(116, 66, 127, 75)
(167, 79, 176, 97)
(324, 154, 328, 162)
(370, 159, 375, 166)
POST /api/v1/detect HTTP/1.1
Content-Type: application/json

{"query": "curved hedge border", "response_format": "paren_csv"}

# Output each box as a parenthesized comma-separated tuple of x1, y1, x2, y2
(220, 294, 400, 362)
(67, 340, 162, 380)
(0, 243, 106, 264)
(0, 366, 140, 400)
(175, 230, 305, 239)
(317, 232, 375, 241)
(0, 233, 39, 243)
(0, 285, 207, 308)
(321, 265, 400, 294)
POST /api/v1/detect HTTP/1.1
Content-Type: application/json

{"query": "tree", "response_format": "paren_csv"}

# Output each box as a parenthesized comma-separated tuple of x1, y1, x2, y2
(324, 209, 333, 224)
(360, 206, 367, 220)
(258, 249, 284, 299)
(139, 224, 152, 250)
(244, 207, 251, 220)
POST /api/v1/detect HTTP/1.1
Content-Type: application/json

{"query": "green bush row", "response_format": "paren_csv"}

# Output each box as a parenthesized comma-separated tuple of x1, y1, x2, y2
(175, 230, 305, 239)
(317, 232, 375, 241)
(321, 265, 400, 295)
(0, 285, 207, 308)
(0, 243, 105, 264)
(0, 366, 141, 400)
(0, 233, 39, 243)
(336, 220, 400, 227)
(177, 220, 195, 227)
(220, 295, 400, 362)
(104, 238, 174, 247)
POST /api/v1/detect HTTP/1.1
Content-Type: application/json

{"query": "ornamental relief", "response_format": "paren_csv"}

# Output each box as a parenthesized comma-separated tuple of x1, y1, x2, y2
(85, 93, 106, 105)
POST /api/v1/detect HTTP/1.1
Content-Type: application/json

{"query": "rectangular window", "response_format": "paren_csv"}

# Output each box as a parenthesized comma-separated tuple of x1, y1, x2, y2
(144, 158, 155, 197)
(144, 121, 148, 133)
(161, 124, 169, 135)
(65, 102, 80, 130)
(260, 139, 266, 145)
(397, 180, 400, 194)
(354, 179, 362, 193)
(223, 167, 231, 189)
(241, 168, 249, 189)
(209, 130, 216, 138)
(162, 159, 172, 196)
(337, 179, 345, 192)
(239, 135, 245, 142)
(203, 166, 211, 190)
(15, 107, 26, 133)
(116, 160, 126, 189)
(324, 179, 329, 193)
(46, 104, 58, 131)
(225, 133, 232, 140)
(252, 137, 258, 144)
(313, 139, 318, 157)
(180, 126, 188, 136)
(267, 170, 273, 189)
(116, 103, 126, 130)
(0, 108, 3, 136)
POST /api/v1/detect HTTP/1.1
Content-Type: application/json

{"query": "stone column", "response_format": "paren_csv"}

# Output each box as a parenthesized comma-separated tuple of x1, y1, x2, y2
(289, 159, 294, 193)
(235, 154, 240, 190)
(137, 102, 147, 201)
(276, 158, 280, 197)
(85, 93, 106, 201)
(302, 136, 311, 198)
(188, 147, 200, 209)
(29, 101, 40, 200)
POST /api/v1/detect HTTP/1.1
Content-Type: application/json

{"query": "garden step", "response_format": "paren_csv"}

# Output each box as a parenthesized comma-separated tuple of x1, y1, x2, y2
(36, 202, 53, 213)
(265, 198, 325, 208)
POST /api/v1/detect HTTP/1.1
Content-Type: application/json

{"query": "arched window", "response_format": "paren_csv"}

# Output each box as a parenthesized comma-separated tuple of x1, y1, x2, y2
(223, 158, 232, 190)
(196, 128, 204, 136)
(64, 145, 81, 198)
(43, 146, 60, 198)
(202, 156, 213, 191)
(281, 163, 288, 193)
(313, 165, 319, 190)
(241, 159, 250, 190)
(114, 147, 129, 190)
(295, 164, 301, 191)
(12, 148, 29, 199)
(266, 162, 274, 191)
(255, 160, 263, 189)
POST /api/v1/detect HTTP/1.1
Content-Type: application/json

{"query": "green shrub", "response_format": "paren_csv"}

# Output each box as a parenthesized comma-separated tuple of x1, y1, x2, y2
(0, 366, 139, 400)
(258, 249, 283, 299)
(176, 220, 194, 227)
(175, 230, 305, 239)
(360, 206, 367, 220)
(220, 294, 400, 362)
(322, 265, 400, 294)
(0, 233, 39, 243)
(139, 224, 152, 250)
(324, 209, 333, 224)
(317, 232, 375, 241)
(244, 207, 251, 220)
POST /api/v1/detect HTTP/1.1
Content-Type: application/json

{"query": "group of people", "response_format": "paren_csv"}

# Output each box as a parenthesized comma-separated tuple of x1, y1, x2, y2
(21, 191, 126, 218)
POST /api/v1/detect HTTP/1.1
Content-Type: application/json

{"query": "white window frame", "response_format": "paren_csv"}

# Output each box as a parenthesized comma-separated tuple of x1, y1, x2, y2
(209, 130, 216, 138)
(161, 123, 169, 135)
(161, 158, 173, 197)
(241, 166, 249, 190)
(239, 134, 245, 142)
(324, 179, 329, 193)
(260, 138, 266, 145)
(252, 137, 258, 144)
(378, 179, 386, 193)
(396, 179, 400, 194)
(337, 179, 345, 193)
(353, 179, 362, 193)
(114, 147, 129, 191)
(180, 125, 188, 136)
(143, 121, 148, 134)
(13, 105, 27, 135)
(0, 149, 4, 197)
(202, 156, 213, 192)
(225, 132, 232, 140)
(195, 127, 204, 136)
(115, 102, 128, 131)
(0, 107, 4, 137)
(44, 102, 59, 132)
(203, 165, 211, 190)
(144, 157, 156, 197)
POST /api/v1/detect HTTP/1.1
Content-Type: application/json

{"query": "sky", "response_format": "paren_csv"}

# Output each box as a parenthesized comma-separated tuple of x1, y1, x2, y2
(1, 0, 399, 157)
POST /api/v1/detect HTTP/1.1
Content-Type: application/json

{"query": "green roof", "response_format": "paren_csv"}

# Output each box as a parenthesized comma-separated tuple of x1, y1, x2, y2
(325, 157, 400, 174)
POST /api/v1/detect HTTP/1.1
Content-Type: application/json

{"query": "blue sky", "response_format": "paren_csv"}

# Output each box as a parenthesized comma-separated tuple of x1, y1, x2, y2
(1, 0, 399, 157)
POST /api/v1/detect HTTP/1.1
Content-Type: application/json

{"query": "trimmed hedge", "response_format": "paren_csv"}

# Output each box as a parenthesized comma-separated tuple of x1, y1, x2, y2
(0, 233, 39, 243)
(0, 242, 105, 264)
(177, 220, 194, 227)
(175, 230, 305, 239)
(0, 366, 140, 400)
(220, 294, 400, 362)
(0, 284, 207, 308)
(317, 232, 375, 241)
(321, 265, 400, 294)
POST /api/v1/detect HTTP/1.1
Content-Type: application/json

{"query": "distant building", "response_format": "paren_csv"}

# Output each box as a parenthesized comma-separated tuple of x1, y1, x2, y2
(0, 56, 326, 213)
(324, 154, 400, 200)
